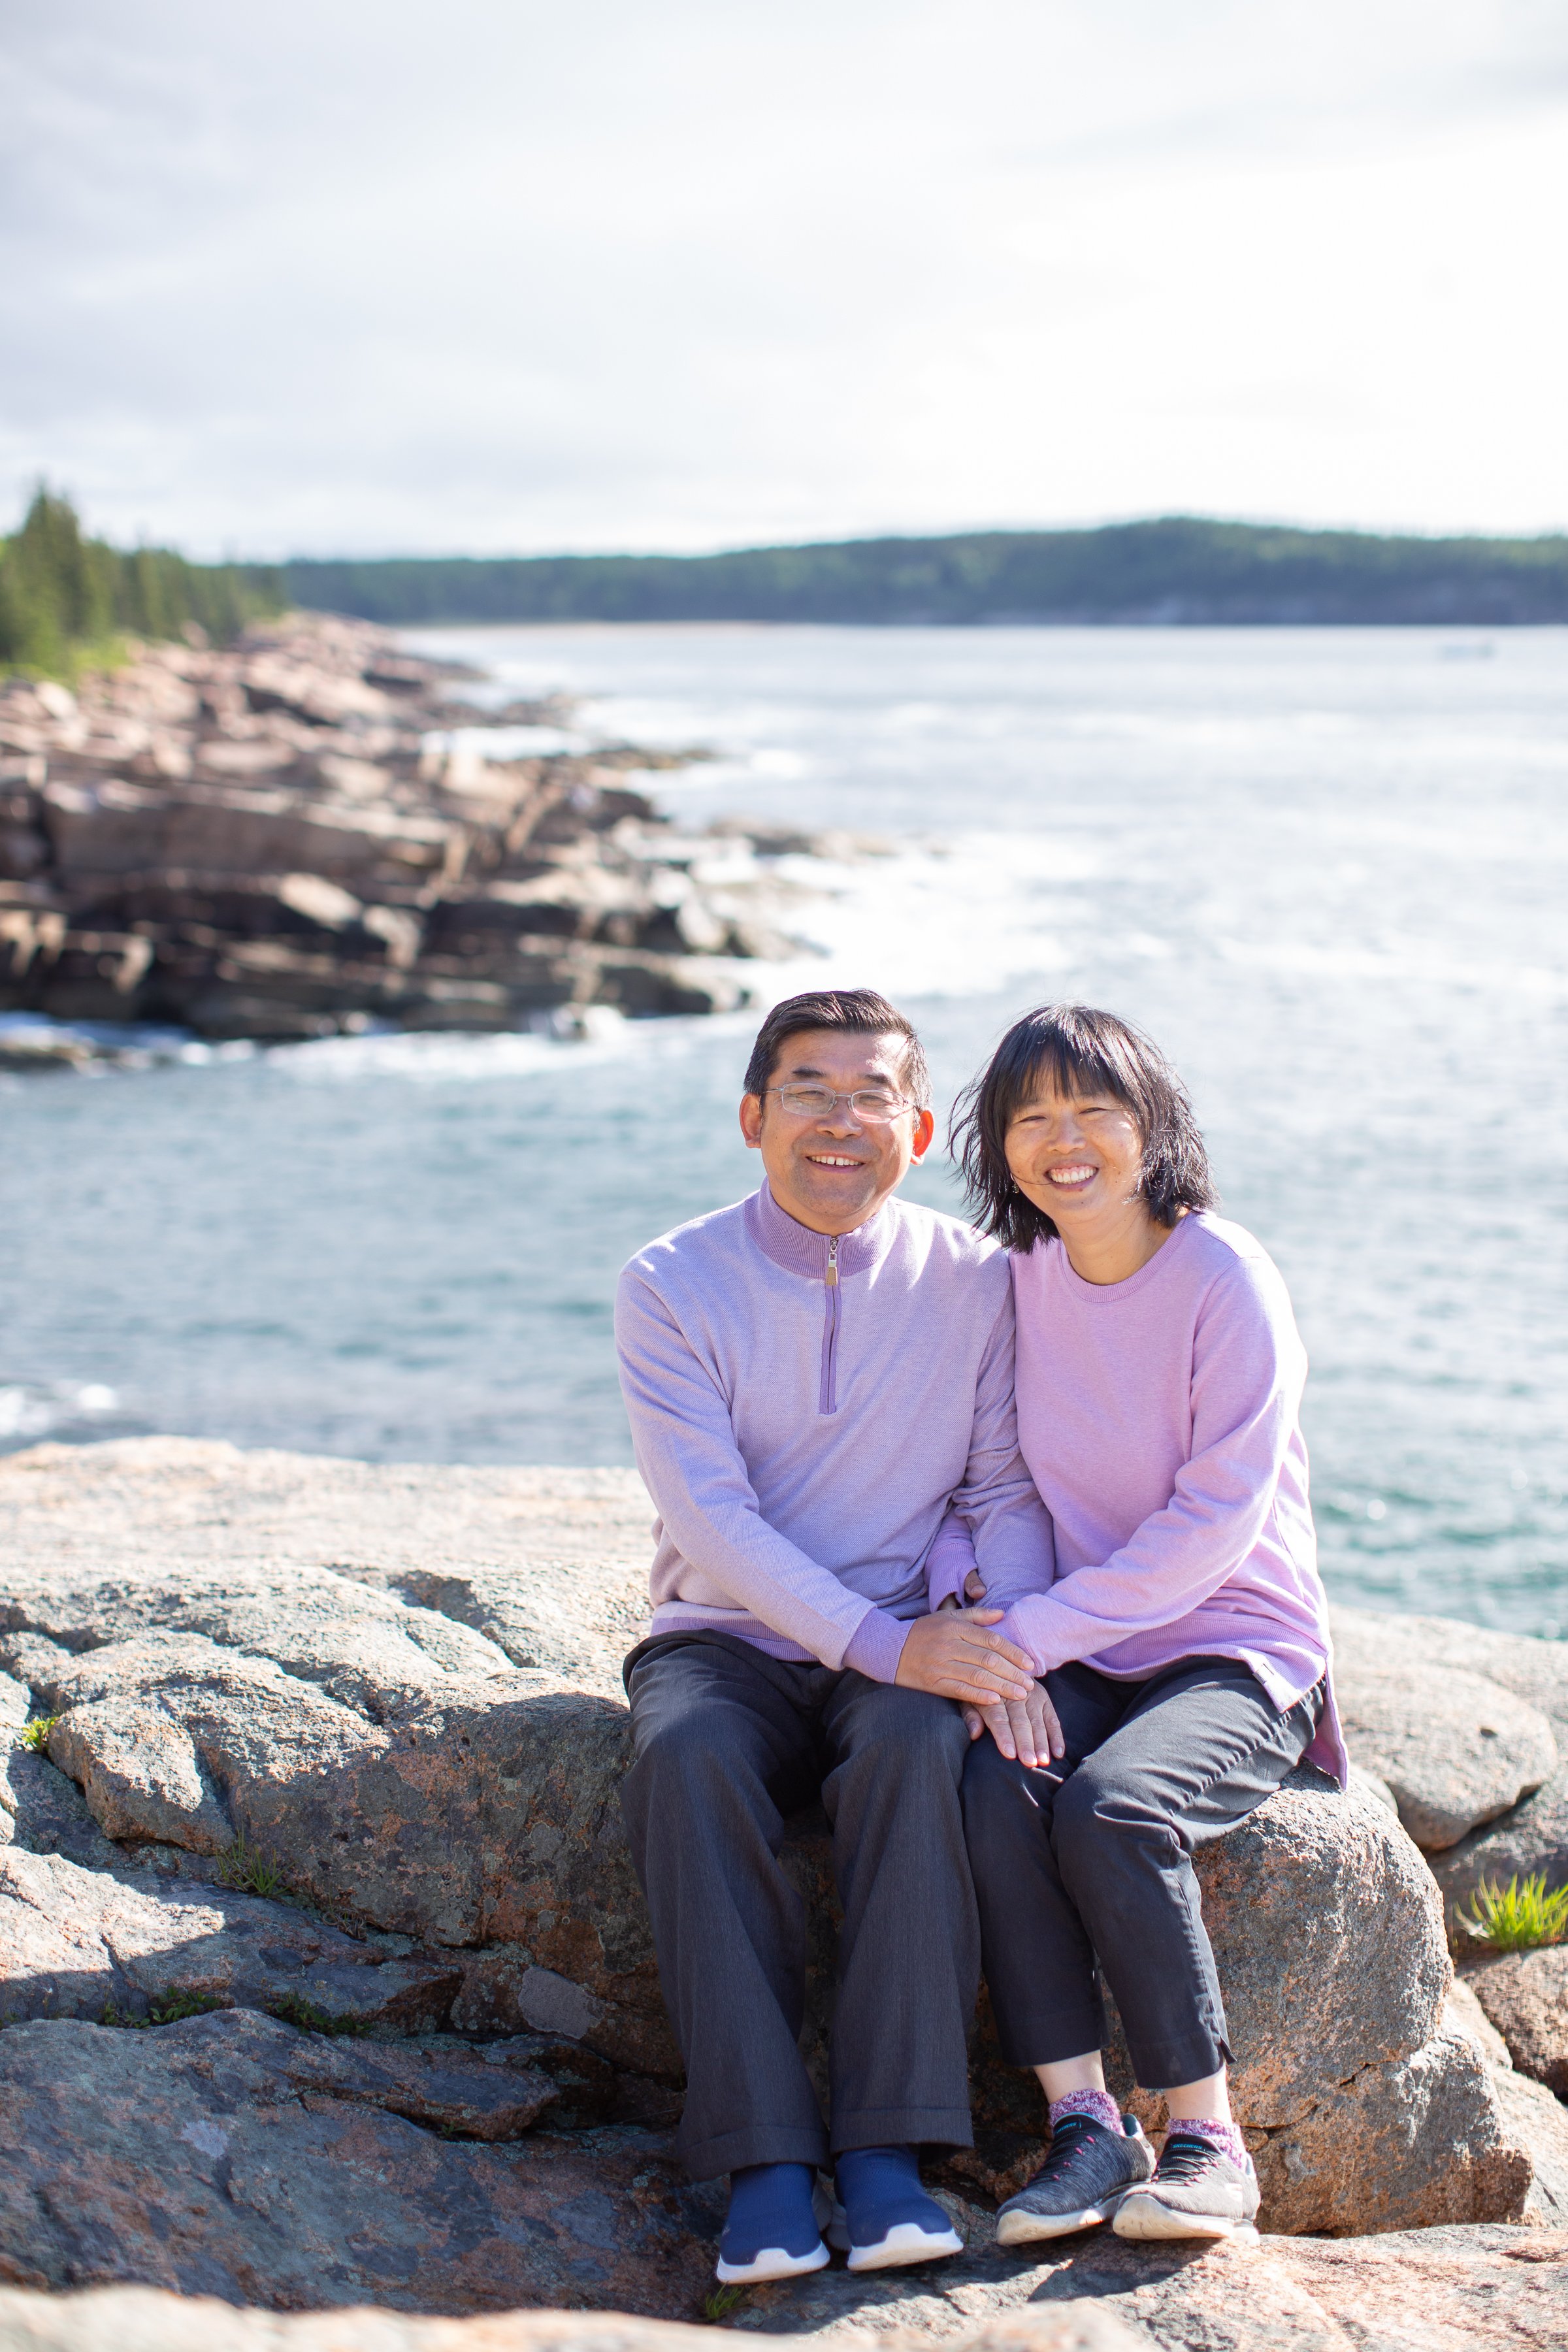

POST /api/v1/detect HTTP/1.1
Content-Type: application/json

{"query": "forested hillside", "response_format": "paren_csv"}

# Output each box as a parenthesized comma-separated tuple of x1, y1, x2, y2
(0, 490, 284, 676)
(286, 517, 1568, 628)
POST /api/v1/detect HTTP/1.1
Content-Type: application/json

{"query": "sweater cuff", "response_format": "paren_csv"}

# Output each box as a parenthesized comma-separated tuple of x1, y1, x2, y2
(998, 1598, 1056, 1679)
(843, 1607, 913, 1684)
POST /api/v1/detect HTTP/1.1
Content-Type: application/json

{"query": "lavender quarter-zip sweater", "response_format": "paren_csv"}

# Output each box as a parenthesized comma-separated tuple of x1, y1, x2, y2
(929, 1210, 1346, 1784)
(615, 1179, 1054, 1684)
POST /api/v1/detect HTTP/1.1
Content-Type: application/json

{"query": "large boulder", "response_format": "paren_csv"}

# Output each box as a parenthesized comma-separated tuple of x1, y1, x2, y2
(41, 781, 456, 885)
(1331, 1665, 1556, 1850)
(1429, 1775, 1568, 1937)
(1331, 1607, 1568, 1734)
(1335, 1609, 1568, 1938)
(1444, 1974, 1568, 2226)
(1462, 1948, 1568, 2099)
(1333, 1605, 1568, 1938)
(0, 1440, 1535, 2255)
(1094, 1774, 1526, 2236)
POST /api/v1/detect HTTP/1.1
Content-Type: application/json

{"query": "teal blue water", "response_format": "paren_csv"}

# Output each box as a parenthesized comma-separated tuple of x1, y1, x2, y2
(3, 625, 1565, 1636)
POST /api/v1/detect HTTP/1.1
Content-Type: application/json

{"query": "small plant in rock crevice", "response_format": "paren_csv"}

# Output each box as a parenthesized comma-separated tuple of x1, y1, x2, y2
(16, 1716, 60, 1754)
(100, 1989, 227, 2029)
(701, 2286, 750, 2324)
(268, 1991, 372, 2038)
(216, 1835, 284, 1901)
(148, 1987, 227, 2025)
(1463, 1872, 1568, 1952)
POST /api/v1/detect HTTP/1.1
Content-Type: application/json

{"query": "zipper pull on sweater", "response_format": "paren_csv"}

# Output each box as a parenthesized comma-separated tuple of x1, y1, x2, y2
(819, 1235, 842, 1413)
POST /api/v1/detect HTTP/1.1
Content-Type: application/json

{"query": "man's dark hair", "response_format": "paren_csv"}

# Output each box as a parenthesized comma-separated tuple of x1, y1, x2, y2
(743, 988, 930, 1108)
(949, 1002, 1217, 1252)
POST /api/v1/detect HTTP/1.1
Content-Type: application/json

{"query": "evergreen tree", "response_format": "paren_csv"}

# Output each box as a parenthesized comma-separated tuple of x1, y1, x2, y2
(0, 486, 285, 676)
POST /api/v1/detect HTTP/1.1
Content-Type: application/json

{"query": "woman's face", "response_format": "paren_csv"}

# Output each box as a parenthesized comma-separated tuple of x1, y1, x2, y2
(1004, 1079, 1149, 1232)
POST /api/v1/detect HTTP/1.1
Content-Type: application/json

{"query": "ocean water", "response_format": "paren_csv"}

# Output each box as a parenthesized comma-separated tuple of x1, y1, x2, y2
(3, 625, 1565, 1637)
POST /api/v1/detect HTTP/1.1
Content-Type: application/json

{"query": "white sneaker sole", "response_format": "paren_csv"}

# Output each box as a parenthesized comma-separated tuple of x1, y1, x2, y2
(846, 2221, 964, 2272)
(1113, 2200, 1258, 2244)
(714, 2240, 832, 2285)
(996, 2197, 1127, 2246)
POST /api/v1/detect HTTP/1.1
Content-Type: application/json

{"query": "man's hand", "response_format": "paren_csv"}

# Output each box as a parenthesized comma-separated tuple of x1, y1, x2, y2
(960, 1683, 1065, 1770)
(896, 1609, 1036, 1706)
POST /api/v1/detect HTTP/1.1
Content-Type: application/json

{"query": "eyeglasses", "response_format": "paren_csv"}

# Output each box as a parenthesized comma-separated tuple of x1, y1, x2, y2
(766, 1084, 916, 1123)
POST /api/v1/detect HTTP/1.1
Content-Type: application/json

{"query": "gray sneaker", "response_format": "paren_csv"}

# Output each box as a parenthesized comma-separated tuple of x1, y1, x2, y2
(995, 2114, 1156, 2246)
(1113, 2129, 1260, 2241)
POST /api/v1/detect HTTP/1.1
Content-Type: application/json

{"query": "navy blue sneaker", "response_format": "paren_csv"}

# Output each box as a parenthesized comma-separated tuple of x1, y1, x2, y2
(715, 2161, 832, 2284)
(832, 2145, 964, 2272)
(995, 2113, 1155, 2246)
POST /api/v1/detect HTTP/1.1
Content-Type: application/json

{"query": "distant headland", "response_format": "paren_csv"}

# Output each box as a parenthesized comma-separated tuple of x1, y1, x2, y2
(286, 517, 1568, 629)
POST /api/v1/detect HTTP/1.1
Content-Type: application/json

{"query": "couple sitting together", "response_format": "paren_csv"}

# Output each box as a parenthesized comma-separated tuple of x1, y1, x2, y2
(615, 987, 1344, 2283)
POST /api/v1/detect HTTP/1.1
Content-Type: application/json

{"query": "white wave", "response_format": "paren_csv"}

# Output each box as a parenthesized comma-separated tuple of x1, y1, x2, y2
(0, 1380, 122, 1446)
(265, 1003, 773, 1086)
(1212, 934, 1568, 1000)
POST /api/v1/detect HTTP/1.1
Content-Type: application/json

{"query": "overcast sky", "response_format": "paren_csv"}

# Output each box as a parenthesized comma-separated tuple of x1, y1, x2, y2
(3, 0, 1566, 557)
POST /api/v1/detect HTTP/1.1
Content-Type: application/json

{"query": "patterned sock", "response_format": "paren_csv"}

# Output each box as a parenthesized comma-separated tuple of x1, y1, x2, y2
(1166, 2116, 1249, 2168)
(1049, 2087, 1124, 2138)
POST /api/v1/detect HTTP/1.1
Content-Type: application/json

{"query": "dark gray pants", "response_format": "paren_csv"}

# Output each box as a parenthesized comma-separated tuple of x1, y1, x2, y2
(621, 1631, 979, 2181)
(963, 1655, 1320, 2092)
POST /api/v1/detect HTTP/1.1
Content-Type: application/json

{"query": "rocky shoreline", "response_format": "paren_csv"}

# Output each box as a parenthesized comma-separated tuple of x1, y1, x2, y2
(0, 617, 849, 1066)
(0, 1437, 1565, 2352)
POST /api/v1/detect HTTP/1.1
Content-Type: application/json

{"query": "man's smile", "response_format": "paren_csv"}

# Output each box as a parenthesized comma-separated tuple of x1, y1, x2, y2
(804, 1151, 866, 1169)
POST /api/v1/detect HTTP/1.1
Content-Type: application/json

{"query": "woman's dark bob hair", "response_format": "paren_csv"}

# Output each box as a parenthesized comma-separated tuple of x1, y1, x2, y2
(951, 1003, 1217, 1253)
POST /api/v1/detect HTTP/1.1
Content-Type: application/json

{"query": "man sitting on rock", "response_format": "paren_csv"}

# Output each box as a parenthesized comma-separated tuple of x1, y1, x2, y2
(615, 986, 1054, 2285)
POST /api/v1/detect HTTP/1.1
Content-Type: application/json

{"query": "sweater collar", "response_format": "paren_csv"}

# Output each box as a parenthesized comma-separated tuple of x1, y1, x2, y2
(743, 1179, 897, 1279)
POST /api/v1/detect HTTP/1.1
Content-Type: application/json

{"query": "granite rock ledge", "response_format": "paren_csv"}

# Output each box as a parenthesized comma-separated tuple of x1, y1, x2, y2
(0, 1436, 1560, 2322)
(0, 614, 863, 1056)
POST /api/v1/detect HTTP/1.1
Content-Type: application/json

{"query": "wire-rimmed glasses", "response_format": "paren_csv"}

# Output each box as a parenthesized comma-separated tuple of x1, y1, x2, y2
(764, 1084, 915, 1123)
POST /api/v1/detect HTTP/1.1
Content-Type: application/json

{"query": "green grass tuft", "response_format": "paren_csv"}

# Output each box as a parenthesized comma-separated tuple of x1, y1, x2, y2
(268, 1991, 372, 2038)
(701, 2286, 750, 2324)
(148, 1988, 226, 2026)
(100, 1989, 225, 2029)
(216, 1836, 284, 1901)
(16, 1716, 61, 1754)
(1462, 1872, 1568, 1952)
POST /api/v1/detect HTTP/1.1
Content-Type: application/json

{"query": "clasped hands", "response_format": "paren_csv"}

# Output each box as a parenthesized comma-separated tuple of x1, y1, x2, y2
(894, 1570, 1064, 1771)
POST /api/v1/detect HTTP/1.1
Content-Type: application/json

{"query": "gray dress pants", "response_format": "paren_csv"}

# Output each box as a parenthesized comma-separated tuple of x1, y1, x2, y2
(963, 1655, 1322, 2091)
(621, 1631, 979, 2181)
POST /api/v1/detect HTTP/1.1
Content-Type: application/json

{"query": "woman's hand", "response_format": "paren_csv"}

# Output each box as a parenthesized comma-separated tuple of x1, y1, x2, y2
(961, 1683, 1066, 1769)
(896, 1609, 1036, 1706)
(941, 1568, 1062, 1762)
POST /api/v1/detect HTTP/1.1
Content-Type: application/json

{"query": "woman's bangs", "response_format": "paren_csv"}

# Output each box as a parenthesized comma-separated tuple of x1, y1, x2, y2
(998, 1024, 1137, 1125)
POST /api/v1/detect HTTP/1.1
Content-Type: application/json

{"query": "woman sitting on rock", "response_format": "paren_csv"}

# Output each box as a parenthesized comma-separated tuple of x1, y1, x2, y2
(936, 1002, 1347, 2246)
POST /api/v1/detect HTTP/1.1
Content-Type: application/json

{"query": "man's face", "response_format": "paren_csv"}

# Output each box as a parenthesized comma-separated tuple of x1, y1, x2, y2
(739, 1026, 934, 1235)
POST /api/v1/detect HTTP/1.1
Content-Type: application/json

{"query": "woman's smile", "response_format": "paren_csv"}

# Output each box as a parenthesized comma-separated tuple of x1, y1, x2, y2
(1003, 1083, 1173, 1283)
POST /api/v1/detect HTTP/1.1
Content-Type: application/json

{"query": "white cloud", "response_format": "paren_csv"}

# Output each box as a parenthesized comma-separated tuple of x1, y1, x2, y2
(1, 0, 1565, 553)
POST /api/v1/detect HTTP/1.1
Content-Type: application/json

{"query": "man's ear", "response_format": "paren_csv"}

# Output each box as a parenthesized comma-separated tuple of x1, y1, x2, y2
(909, 1107, 936, 1162)
(739, 1094, 764, 1150)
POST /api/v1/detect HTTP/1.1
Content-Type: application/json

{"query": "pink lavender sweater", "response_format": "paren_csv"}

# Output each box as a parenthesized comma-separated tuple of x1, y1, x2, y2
(615, 1180, 1054, 1682)
(929, 1211, 1346, 1785)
